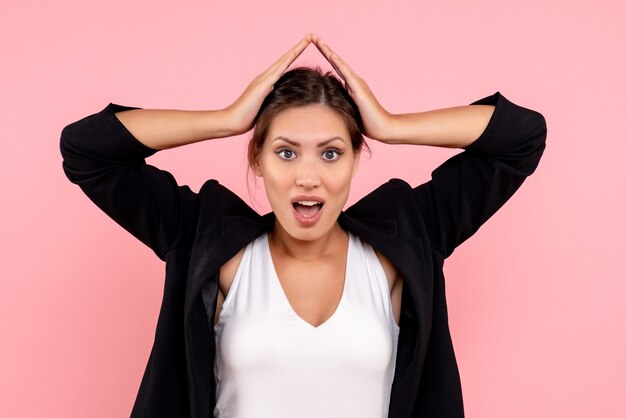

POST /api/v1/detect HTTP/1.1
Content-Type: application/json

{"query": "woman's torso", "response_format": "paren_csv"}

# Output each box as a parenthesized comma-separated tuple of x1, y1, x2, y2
(212, 231, 401, 417)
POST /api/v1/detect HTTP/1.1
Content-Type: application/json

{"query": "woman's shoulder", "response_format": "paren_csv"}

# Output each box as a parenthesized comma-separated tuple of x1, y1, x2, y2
(197, 179, 262, 218)
(347, 178, 417, 217)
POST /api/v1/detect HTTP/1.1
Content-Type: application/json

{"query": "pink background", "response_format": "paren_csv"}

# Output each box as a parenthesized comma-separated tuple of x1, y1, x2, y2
(2, 0, 625, 416)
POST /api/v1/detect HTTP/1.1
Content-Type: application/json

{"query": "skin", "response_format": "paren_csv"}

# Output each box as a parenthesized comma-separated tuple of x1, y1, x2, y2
(216, 105, 403, 328)
(115, 33, 494, 329)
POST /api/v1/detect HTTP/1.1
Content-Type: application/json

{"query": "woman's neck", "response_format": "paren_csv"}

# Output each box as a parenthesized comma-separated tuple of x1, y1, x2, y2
(269, 222, 347, 261)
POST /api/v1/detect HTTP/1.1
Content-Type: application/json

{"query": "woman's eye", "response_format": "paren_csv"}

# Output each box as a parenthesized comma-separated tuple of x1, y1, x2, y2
(276, 149, 296, 160)
(321, 150, 341, 161)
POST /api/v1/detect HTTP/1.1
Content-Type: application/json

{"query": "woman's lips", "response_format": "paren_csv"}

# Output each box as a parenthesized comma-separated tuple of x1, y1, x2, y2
(292, 202, 324, 226)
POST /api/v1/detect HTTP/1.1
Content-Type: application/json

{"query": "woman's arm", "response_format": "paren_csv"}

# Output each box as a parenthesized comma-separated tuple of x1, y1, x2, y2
(60, 34, 314, 260)
(115, 34, 314, 151)
(114, 108, 237, 151)
(409, 92, 547, 258)
(382, 105, 495, 148)
(313, 35, 547, 258)
(60, 103, 196, 260)
(313, 34, 496, 148)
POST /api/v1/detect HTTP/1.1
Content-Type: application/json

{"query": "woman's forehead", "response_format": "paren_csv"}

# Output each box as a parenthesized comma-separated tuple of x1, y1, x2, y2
(267, 105, 349, 142)
(269, 135, 347, 148)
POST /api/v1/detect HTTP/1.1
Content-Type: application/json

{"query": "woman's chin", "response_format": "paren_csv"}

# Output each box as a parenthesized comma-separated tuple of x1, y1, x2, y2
(275, 215, 340, 243)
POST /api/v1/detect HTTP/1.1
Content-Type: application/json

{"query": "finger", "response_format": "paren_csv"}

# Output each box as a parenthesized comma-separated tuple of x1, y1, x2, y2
(277, 34, 311, 65)
(312, 35, 351, 82)
(268, 34, 312, 76)
(311, 35, 340, 72)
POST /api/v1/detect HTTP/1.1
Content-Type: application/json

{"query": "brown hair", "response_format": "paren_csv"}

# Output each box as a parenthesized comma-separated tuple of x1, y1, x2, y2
(248, 66, 368, 168)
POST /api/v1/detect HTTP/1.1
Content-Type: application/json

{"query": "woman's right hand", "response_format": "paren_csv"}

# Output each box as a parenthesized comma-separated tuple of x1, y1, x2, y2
(224, 34, 313, 135)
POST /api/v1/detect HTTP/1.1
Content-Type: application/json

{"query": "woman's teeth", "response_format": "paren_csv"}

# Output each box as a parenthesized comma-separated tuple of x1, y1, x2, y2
(293, 201, 323, 217)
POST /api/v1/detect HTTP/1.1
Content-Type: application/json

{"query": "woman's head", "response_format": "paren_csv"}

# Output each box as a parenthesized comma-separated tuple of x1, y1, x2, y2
(248, 66, 366, 167)
(250, 67, 367, 241)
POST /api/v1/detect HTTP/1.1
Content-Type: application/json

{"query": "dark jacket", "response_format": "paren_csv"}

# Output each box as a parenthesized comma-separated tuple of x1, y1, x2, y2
(60, 91, 547, 417)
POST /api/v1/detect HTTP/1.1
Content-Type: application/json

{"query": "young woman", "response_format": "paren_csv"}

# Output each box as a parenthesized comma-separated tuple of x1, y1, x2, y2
(60, 34, 547, 418)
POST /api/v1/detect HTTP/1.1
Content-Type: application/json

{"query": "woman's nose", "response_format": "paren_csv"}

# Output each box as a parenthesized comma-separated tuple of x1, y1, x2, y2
(295, 160, 321, 189)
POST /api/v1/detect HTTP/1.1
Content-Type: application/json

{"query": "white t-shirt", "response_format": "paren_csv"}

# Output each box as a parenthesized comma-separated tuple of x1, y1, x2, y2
(213, 232, 400, 418)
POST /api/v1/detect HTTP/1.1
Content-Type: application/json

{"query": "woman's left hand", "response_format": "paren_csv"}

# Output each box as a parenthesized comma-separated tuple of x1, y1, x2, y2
(312, 34, 393, 142)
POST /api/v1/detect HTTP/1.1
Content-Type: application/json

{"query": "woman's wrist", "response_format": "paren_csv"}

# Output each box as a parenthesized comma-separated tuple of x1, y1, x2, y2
(220, 105, 255, 137)
(199, 107, 245, 139)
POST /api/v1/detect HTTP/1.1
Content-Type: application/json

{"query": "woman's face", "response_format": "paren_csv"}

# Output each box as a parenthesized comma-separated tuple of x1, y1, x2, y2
(254, 104, 360, 242)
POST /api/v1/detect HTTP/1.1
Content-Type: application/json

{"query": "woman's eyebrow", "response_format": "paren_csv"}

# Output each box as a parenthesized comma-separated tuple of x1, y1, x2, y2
(271, 136, 345, 147)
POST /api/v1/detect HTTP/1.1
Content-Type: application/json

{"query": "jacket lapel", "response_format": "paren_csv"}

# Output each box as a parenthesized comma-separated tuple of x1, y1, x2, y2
(339, 211, 433, 413)
(184, 212, 274, 322)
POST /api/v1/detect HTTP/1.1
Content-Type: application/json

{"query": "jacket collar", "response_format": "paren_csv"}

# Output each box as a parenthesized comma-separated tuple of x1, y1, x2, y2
(217, 210, 401, 240)
(184, 209, 428, 328)
(183, 210, 398, 318)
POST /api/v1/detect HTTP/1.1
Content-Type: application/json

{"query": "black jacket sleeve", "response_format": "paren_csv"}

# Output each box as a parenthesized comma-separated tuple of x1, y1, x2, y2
(411, 92, 547, 259)
(59, 103, 198, 261)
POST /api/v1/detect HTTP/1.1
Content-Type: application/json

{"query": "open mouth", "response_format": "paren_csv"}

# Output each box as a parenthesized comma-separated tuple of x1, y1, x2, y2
(292, 201, 324, 217)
